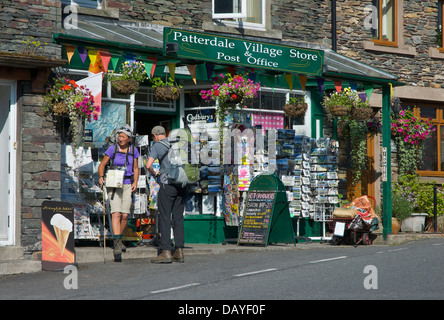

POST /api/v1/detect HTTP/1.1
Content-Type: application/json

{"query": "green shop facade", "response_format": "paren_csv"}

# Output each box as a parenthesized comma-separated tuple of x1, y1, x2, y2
(53, 20, 401, 244)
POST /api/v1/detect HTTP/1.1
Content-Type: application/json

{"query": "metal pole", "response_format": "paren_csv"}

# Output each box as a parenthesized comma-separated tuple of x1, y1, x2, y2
(382, 85, 392, 239)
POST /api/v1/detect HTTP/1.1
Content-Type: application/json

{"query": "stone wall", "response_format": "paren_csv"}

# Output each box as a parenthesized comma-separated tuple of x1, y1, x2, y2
(0, 0, 62, 58)
(20, 82, 61, 247)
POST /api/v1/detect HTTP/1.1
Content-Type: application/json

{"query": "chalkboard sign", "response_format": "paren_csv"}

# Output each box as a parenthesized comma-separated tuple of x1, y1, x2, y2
(238, 191, 276, 245)
(238, 173, 295, 246)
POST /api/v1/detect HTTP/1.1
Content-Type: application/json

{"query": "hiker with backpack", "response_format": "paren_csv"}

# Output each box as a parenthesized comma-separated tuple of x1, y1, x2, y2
(98, 124, 140, 262)
(146, 125, 187, 263)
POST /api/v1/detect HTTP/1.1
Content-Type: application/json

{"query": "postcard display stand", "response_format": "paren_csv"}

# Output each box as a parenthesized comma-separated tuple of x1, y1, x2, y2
(276, 130, 339, 241)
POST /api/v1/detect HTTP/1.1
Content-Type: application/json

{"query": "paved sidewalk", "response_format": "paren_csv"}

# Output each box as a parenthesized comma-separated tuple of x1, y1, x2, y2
(1, 232, 443, 276)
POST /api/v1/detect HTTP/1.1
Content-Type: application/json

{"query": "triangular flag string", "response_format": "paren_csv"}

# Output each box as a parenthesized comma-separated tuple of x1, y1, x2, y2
(110, 56, 120, 71)
(187, 65, 197, 84)
(284, 73, 293, 92)
(365, 87, 373, 101)
(206, 62, 215, 80)
(333, 80, 342, 92)
(316, 78, 325, 95)
(147, 57, 157, 78)
(349, 81, 358, 92)
(88, 49, 98, 67)
(65, 45, 76, 64)
(78, 46, 88, 64)
(167, 62, 176, 80)
(99, 51, 111, 73)
(298, 74, 307, 92)
(144, 60, 153, 79)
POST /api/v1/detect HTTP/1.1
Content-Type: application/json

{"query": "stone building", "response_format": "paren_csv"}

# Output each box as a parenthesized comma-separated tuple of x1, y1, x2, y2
(5, 0, 435, 271)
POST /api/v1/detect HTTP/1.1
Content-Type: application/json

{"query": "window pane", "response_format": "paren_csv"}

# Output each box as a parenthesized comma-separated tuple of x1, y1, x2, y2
(418, 125, 438, 171)
(382, 0, 396, 42)
(241, 0, 262, 24)
(214, 0, 240, 14)
(420, 107, 437, 119)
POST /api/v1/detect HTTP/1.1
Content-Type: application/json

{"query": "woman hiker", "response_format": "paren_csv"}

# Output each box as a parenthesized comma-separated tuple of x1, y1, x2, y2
(98, 124, 139, 262)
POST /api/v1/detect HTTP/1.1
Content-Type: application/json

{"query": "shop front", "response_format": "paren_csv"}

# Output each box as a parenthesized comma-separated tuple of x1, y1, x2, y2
(53, 18, 400, 245)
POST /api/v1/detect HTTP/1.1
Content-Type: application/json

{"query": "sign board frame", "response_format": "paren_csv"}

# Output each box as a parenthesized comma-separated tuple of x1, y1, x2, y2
(238, 173, 296, 246)
(164, 27, 324, 76)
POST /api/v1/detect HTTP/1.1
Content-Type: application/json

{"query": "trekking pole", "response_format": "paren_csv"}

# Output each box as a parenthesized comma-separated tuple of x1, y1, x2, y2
(102, 184, 107, 263)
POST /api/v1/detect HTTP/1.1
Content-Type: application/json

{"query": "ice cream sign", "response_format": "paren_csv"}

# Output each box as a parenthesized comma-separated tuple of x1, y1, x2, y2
(42, 201, 75, 271)
(164, 27, 324, 76)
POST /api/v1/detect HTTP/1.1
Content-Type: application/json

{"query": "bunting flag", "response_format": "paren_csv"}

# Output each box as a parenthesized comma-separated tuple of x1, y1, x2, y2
(99, 51, 111, 72)
(358, 93, 367, 102)
(389, 83, 394, 99)
(167, 62, 176, 80)
(77, 72, 103, 115)
(316, 77, 325, 95)
(144, 60, 153, 79)
(298, 74, 307, 92)
(187, 65, 197, 84)
(284, 73, 293, 91)
(334, 80, 342, 92)
(227, 65, 236, 76)
(365, 87, 373, 101)
(147, 57, 157, 78)
(110, 56, 120, 71)
(78, 46, 88, 64)
(88, 49, 98, 67)
(349, 81, 358, 92)
(89, 52, 104, 74)
(65, 45, 76, 64)
(206, 62, 215, 80)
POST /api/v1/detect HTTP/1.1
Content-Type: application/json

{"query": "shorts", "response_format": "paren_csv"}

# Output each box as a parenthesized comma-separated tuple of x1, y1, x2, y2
(108, 184, 132, 214)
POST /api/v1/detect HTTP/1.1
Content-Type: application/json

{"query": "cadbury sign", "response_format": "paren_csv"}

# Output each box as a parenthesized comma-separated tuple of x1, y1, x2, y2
(163, 28, 324, 76)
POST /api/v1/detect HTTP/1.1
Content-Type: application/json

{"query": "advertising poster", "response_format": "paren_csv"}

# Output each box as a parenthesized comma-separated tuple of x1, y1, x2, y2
(41, 201, 75, 271)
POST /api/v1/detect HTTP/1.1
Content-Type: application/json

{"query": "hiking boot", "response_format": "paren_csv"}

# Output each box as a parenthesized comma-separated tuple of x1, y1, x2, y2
(173, 248, 184, 263)
(113, 238, 123, 262)
(151, 250, 173, 263)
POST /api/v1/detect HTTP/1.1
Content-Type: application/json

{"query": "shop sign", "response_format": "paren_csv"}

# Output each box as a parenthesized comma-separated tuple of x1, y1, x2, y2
(185, 108, 215, 124)
(164, 28, 324, 76)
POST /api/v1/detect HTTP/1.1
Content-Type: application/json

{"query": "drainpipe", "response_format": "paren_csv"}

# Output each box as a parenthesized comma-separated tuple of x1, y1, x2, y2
(332, 0, 337, 52)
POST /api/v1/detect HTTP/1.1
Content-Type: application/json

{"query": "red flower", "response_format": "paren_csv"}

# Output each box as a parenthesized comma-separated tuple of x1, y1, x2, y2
(231, 94, 237, 100)
(214, 89, 220, 97)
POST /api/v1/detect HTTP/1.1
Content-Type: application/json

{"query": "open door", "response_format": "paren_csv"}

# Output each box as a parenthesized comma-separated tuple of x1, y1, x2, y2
(0, 81, 17, 246)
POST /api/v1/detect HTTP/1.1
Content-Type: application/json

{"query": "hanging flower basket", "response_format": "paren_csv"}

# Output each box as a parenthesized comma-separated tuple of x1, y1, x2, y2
(52, 101, 69, 116)
(283, 102, 308, 118)
(328, 105, 350, 117)
(154, 86, 181, 102)
(350, 106, 374, 121)
(111, 79, 139, 95)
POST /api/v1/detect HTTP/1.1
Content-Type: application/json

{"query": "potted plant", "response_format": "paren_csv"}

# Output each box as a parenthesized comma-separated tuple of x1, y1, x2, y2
(323, 87, 359, 117)
(43, 76, 100, 145)
(150, 76, 182, 102)
(391, 193, 414, 234)
(283, 96, 307, 118)
(351, 101, 374, 121)
(107, 60, 148, 95)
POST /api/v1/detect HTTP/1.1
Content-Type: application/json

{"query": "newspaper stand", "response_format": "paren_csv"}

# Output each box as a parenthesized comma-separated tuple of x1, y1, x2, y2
(237, 173, 296, 246)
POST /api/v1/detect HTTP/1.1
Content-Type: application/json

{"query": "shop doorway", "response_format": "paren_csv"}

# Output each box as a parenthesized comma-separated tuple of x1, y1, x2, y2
(135, 112, 175, 136)
(0, 81, 17, 246)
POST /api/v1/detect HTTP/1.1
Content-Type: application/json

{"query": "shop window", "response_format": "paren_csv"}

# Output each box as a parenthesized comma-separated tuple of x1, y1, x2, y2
(212, 0, 265, 30)
(414, 104, 444, 175)
(135, 86, 176, 112)
(371, 0, 398, 47)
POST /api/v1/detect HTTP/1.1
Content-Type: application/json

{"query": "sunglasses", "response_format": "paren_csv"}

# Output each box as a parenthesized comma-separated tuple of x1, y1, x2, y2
(119, 127, 132, 133)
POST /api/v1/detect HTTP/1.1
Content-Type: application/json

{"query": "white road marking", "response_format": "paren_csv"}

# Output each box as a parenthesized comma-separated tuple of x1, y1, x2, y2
(150, 283, 200, 294)
(234, 268, 278, 277)
(309, 256, 347, 264)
